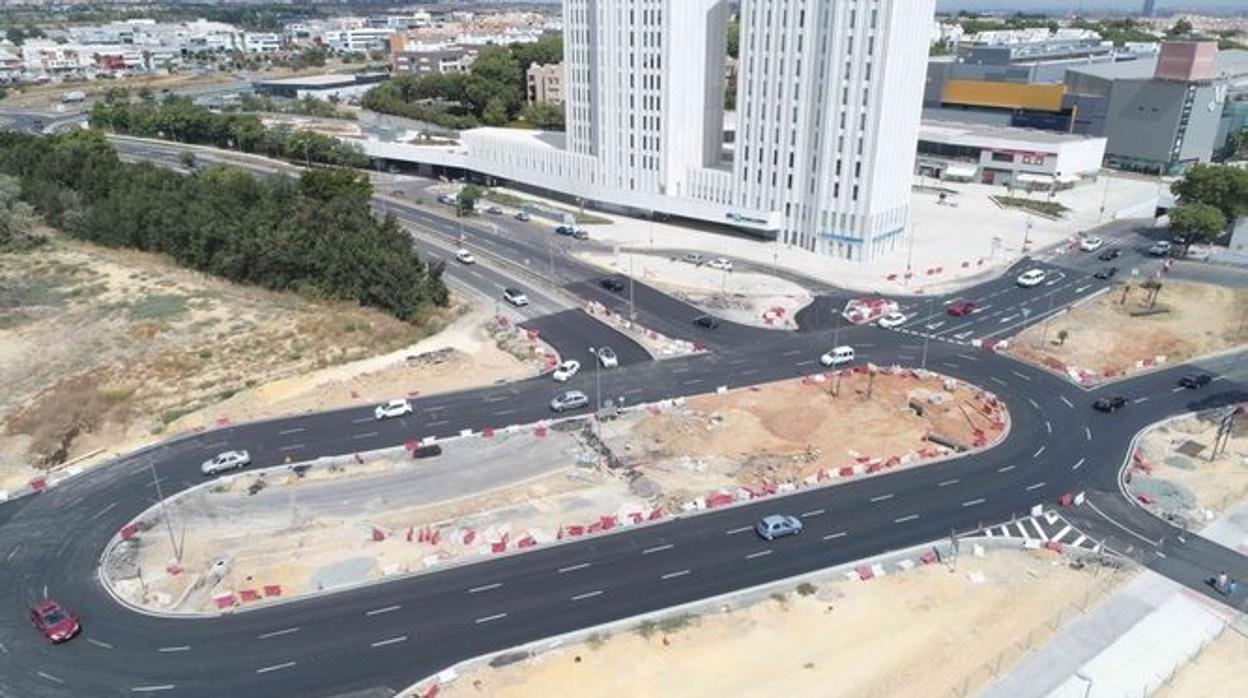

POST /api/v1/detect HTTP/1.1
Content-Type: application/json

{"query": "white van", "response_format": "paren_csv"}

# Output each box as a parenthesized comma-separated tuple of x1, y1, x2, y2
(820, 345, 855, 367)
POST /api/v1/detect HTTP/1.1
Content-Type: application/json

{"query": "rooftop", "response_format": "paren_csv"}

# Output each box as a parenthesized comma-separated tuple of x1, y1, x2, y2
(1067, 49, 1248, 82)
(919, 119, 1104, 150)
(254, 73, 359, 88)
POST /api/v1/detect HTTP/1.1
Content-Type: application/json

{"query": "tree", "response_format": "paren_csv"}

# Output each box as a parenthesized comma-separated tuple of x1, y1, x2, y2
(0, 174, 42, 251)
(1169, 202, 1227, 245)
(1140, 278, 1164, 310)
(1171, 164, 1248, 223)
(727, 18, 740, 59)
(1056, 329, 1069, 346)
(1167, 18, 1193, 38)
(520, 101, 565, 131)
(456, 185, 481, 217)
(482, 97, 510, 126)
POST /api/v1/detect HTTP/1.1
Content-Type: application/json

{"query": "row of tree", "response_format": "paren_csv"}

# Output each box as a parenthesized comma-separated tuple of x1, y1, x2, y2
(1168, 164, 1248, 244)
(89, 96, 369, 168)
(0, 130, 446, 320)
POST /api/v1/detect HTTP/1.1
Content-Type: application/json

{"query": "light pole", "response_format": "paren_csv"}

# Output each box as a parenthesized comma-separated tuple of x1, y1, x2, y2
(921, 297, 933, 370)
(148, 456, 181, 562)
(588, 347, 602, 425)
(628, 254, 636, 321)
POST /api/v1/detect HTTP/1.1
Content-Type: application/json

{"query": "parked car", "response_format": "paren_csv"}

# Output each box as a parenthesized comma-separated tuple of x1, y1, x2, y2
(1179, 373, 1213, 389)
(1016, 269, 1047, 287)
(552, 359, 581, 382)
(555, 224, 576, 236)
(707, 257, 733, 271)
(682, 253, 706, 266)
(1148, 241, 1172, 257)
(375, 399, 413, 420)
(503, 287, 530, 307)
(455, 249, 476, 264)
(572, 228, 589, 240)
(201, 450, 251, 476)
(550, 390, 589, 413)
(754, 514, 803, 541)
(1098, 248, 1121, 261)
(1092, 395, 1128, 413)
(600, 277, 626, 293)
(30, 600, 81, 644)
(946, 299, 978, 317)
(693, 314, 720, 329)
(596, 346, 619, 368)
(1079, 236, 1104, 252)
(514, 211, 531, 222)
(437, 194, 456, 205)
(1093, 266, 1118, 280)
(819, 345, 855, 367)
(485, 205, 503, 215)
(877, 311, 908, 329)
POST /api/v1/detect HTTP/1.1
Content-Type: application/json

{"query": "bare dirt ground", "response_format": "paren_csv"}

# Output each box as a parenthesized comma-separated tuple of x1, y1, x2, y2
(107, 370, 1006, 613)
(439, 549, 1129, 698)
(0, 71, 238, 108)
(1154, 626, 1248, 698)
(1010, 281, 1248, 384)
(1125, 414, 1248, 527)
(0, 235, 536, 493)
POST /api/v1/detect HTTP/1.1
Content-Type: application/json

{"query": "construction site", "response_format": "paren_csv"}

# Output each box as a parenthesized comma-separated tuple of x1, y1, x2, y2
(101, 369, 1008, 613)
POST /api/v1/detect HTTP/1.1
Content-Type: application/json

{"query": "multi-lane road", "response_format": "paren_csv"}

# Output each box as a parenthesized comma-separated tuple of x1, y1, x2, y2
(0, 132, 1245, 697)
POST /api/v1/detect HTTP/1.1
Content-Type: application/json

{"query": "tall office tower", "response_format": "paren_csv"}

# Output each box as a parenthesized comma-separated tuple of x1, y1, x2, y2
(733, 0, 935, 260)
(563, 0, 728, 197)
(1143, 0, 1157, 17)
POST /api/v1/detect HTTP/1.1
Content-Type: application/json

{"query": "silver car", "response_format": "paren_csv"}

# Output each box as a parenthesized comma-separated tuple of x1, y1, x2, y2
(201, 450, 251, 476)
(550, 390, 589, 413)
(754, 514, 803, 541)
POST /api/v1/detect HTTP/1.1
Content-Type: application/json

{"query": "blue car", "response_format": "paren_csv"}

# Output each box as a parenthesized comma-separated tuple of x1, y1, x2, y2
(755, 514, 803, 541)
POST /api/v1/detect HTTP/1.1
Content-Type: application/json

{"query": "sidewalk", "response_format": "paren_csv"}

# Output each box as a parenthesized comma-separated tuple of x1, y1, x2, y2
(981, 503, 1248, 698)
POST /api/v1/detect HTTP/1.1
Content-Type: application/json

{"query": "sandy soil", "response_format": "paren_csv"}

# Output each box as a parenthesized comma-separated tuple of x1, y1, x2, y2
(1126, 414, 1248, 529)
(0, 236, 533, 493)
(1154, 627, 1248, 698)
(577, 251, 813, 328)
(1010, 281, 1248, 384)
(439, 550, 1128, 698)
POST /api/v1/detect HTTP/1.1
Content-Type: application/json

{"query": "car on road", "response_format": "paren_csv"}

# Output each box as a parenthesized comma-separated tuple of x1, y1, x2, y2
(1093, 266, 1118, 280)
(201, 449, 251, 476)
(1148, 241, 1172, 257)
(514, 211, 531, 222)
(1179, 373, 1213, 389)
(1079, 236, 1104, 252)
(1016, 269, 1047, 287)
(572, 228, 589, 240)
(485, 205, 503, 215)
(455, 249, 476, 264)
(707, 257, 733, 271)
(555, 224, 575, 236)
(819, 345, 856, 367)
(437, 194, 455, 205)
(1098, 248, 1121, 261)
(552, 359, 581, 382)
(1092, 395, 1128, 413)
(503, 287, 530, 307)
(946, 299, 978, 317)
(596, 346, 619, 368)
(693, 314, 720, 329)
(877, 311, 907, 329)
(755, 514, 803, 541)
(30, 600, 81, 644)
(550, 389, 589, 413)
(600, 277, 626, 293)
(375, 399, 413, 420)
(682, 253, 705, 266)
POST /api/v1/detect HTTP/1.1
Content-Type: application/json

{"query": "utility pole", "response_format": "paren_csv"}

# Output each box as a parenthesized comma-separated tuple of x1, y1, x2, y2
(920, 297, 933, 370)
(148, 456, 181, 561)
(628, 254, 636, 321)
(588, 347, 602, 429)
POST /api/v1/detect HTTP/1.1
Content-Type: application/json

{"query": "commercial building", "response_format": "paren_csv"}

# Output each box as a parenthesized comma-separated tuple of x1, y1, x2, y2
(526, 62, 563, 104)
(390, 35, 475, 76)
(253, 73, 388, 101)
(916, 119, 1107, 188)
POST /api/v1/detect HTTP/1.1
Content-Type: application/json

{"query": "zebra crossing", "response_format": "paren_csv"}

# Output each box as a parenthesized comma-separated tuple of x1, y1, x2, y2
(979, 510, 1099, 551)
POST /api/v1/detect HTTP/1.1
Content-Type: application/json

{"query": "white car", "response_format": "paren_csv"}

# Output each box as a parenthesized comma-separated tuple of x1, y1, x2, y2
(877, 311, 907, 329)
(1016, 269, 1047, 287)
(707, 257, 733, 272)
(503, 287, 529, 307)
(819, 345, 855, 367)
(552, 359, 581, 382)
(374, 399, 413, 420)
(1079, 236, 1104, 252)
(201, 450, 251, 476)
(455, 249, 476, 264)
(596, 346, 618, 368)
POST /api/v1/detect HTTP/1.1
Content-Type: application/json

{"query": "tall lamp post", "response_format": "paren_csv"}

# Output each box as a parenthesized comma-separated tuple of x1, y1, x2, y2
(588, 347, 602, 422)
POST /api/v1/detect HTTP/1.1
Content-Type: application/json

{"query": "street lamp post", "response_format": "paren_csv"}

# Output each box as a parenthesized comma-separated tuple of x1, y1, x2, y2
(148, 456, 181, 562)
(921, 297, 934, 370)
(588, 347, 602, 426)
(628, 254, 636, 321)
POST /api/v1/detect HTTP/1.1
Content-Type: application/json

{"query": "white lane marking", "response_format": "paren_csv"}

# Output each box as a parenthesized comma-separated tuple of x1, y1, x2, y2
(256, 661, 297, 674)
(1172, 386, 1186, 393)
(371, 635, 408, 648)
(558, 562, 591, 573)
(963, 498, 986, 507)
(1033, 446, 1046, 458)
(132, 685, 176, 693)
(91, 502, 118, 520)
(823, 531, 848, 541)
(1133, 397, 1149, 404)
(661, 569, 691, 580)
(1085, 499, 1162, 546)
(894, 514, 920, 524)
(350, 417, 373, 424)
(475, 613, 507, 624)
(1026, 482, 1046, 491)
(571, 590, 604, 601)
(800, 509, 826, 518)
(87, 638, 114, 649)
(257, 627, 300, 640)
(990, 376, 1007, 386)
(1011, 371, 1032, 382)
(1027, 398, 1040, 409)
(365, 605, 401, 616)
(1085, 427, 1093, 441)
(957, 353, 980, 362)
(494, 408, 519, 416)
(1072, 457, 1086, 471)
(745, 550, 773, 560)
(278, 427, 305, 435)
(1156, 550, 1167, 559)
(795, 359, 816, 367)
(938, 479, 960, 487)
(352, 431, 379, 439)
(278, 443, 305, 452)
(428, 419, 449, 427)
(781, 349, 802, 357)
(1046, 420, 1052, 434)
(37, 671, 65, 683)
(5, 545, 19, 562)
(726, 526, 753, 535)
(671, 366, 691, 374)
(157, 645, 190, 653)
(1060, 396, 1074, 408)
(643, 544, 674, 555)
(682, 378, 703, 386)
(468, 583, 502, 594)
(998, 465, 1015, 473)
(870, 493, 894, 503)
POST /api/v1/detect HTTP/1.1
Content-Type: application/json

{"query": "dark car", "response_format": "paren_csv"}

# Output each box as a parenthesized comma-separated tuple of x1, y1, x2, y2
(600, 277, 626, 293)
(946, 299, 978, 317)
(555, 224, 575, 236)
(1093, 266, 1118, 280)
(1092, 395, 1128, 413)
(1098, 248, 1121, 261)
(1179, 373, 1213, 389)
(693, 314, 720, 329)
(30, 600, 81, 644)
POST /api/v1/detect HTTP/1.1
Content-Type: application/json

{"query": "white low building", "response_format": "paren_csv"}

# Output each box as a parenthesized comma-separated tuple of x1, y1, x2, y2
(915, 120, 1107, 189)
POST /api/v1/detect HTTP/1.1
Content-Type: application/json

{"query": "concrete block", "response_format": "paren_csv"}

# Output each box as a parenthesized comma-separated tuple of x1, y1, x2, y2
(1023, 539, 1042, 549)
(973, 543, 986, 557)
(1030, 504, 1044, 518)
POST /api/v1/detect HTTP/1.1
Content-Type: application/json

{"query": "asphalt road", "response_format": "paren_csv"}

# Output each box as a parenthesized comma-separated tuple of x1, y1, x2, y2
(0, 130, 1245, 697)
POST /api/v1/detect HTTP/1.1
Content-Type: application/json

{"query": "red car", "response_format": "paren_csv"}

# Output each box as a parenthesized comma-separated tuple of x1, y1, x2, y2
(946, 299, 978, 317)
(30, 600, 81, 643)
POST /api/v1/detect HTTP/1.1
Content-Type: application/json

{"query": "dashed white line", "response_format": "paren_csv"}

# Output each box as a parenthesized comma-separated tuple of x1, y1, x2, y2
(278, 443, 305, 452)
(256, 661, 297, 674)
(494, 408, 519, 416)
(998, 465, 1016, 473)
(1045, 420, 1052, 434)
(131, 686, 175, 693)
(745, 550, 773, 560)
(371, 635, 408, 648)
(1072, 457, 1086, 471)
(558, 562, 591, 573)
(682, 378, 704, 386)
(87, 638, 114, 649)
(661, 569, 691, 580)
(278, 427, 305, 436)
(938, 478, 960, 487)
(870, 493, 895, 503)
(990, 376, 1007, 386)
(365, 604, 401, 616)
(1027, 398, 1040, 409)
(428, 419, 449, 427)
(258, 627, 300, 640)
(823, 531, 848, 541)
(894, 514, 920, 524)
(781, 349, 802, 357)
(350, 417, 373, 424)
(1033, 446, 1046, 458)
(157, 645, 190, 653)
(90, 502, 118, 520)
(795, 359, 816, 367)
(468, 583, 502, 594)
(5, 545, 19, 562)
(962, 498, 986, 507)
(1132, 397, 1149, 404)
(352, 431, 379, 439)
(1172, 386, 1186, 393)
(38, 671, 64, 683)
(1060, 396, 1074, 408)
(571, 590, 604, 601)
(1085, 427, 1093, 441)
(1026, 482, 1046, 491)
(1011, 371, 1032, 382)
(800, 509, 826, 518)
(726, 526, 753, 535)
(643, 544, 674, 555)
(475, 613, 507, 624)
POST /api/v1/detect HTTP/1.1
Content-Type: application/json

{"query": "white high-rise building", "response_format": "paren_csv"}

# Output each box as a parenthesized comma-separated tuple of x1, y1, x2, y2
(734, 0, 935, 260)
